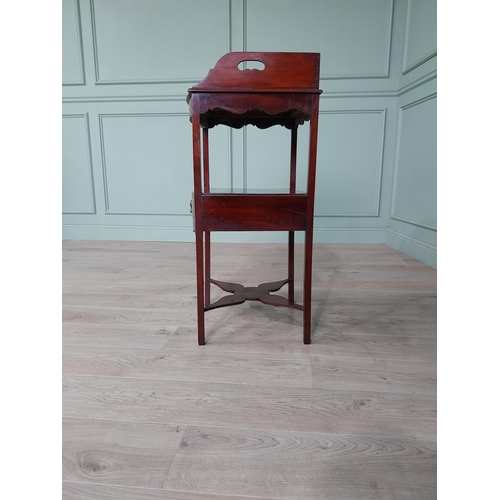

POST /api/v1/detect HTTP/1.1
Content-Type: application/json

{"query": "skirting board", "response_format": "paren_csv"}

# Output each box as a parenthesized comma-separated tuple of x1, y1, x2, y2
(62, 224, 194, 242)
(62, 224, 387, 244)
(63, 224, 436, 268)
(385, 226, 436, 269)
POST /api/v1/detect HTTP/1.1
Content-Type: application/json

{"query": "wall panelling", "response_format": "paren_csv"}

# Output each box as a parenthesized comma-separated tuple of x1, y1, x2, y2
(62, 113, 95, 214)
(62, 0, 437, 267)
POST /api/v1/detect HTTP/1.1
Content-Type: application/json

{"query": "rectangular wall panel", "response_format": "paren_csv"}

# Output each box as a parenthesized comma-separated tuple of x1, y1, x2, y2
(99, 114, 194, 215)
(315, 110, 386, 217)
(392, 94, 437, 229)
(245, 125, 308, 192)
(62, 0, 85, 85)
(245, 0, 393, 79)
(91, 0, 230, 84)
(402, 0, 437, 74)
(206, 126, 233, 191)
(62, 114, 95, 213)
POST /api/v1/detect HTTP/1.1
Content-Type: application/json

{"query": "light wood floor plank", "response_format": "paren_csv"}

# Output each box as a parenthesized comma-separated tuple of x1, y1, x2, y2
(196, 303, 401, 339)
(63, 375, 435, 441)
(165, 425, 437, 499)
(169, 326, 436, 361)
(62, 324, 175, 349)
(62, 482, 273, 500)
(62, 292, 182, 309)
(310, 354, 436, 394)
(62, 306, 196, 328)
(62, 418, 185, 489)
(62, 345, 313, 388)
(62, 281, 195, 296)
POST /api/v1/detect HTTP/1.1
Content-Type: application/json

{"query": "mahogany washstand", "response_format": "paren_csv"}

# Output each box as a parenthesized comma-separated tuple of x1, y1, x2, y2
(187, 52, 322, 345)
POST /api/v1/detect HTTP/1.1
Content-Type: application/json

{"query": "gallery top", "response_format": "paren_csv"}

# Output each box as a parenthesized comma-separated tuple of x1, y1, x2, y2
(187, 52, 322, 129)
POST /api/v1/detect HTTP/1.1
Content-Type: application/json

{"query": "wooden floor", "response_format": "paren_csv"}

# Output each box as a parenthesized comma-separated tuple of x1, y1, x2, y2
(62, 240, 437, 499)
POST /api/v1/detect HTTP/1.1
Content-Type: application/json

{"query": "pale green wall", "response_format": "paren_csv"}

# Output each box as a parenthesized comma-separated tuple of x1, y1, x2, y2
(62, 0, 437, 267)
(387, 0, 437, 267)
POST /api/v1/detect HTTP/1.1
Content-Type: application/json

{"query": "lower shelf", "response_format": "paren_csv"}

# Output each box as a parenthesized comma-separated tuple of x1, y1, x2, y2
(205, 278, 304, 312)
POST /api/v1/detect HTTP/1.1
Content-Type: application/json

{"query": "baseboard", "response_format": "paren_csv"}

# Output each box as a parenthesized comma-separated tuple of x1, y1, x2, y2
(385, 226, 436, 268)
(63, 225, 436, 269)
(62, 224, 387, 244)
(62, 224, 195, 242)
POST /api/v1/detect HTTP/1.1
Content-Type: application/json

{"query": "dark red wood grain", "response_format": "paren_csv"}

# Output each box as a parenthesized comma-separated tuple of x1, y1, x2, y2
(188, 52, 321, 345)
(188, 52, 321, 91)
(201, 194, 307, 232)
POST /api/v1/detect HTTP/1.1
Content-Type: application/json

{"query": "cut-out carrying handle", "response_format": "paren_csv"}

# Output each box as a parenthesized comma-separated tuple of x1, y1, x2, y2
(190, 52, 320, 91)
(237, 60, 265, 71)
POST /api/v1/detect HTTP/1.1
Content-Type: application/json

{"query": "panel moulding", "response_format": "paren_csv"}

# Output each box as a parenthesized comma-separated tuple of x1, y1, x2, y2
(241, 109, 387, 218)
(62, 113, 96, 214)
(391, 93, 437, 230)
(90, 0, 232, 85)
(62, 95, 188, 104)
(63, 0, 86, 86)
(402, 50, 437, 76)
(315, 109, 387, 218)
(397, 70, 437, 97)
(242, 0, 394, 80)
(390, 214, 436, 231)
(99, 112, 194, 216)
(320, 90, 397, 99)
(399, 92, 437, 111)
(401, 0, 437, 75)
